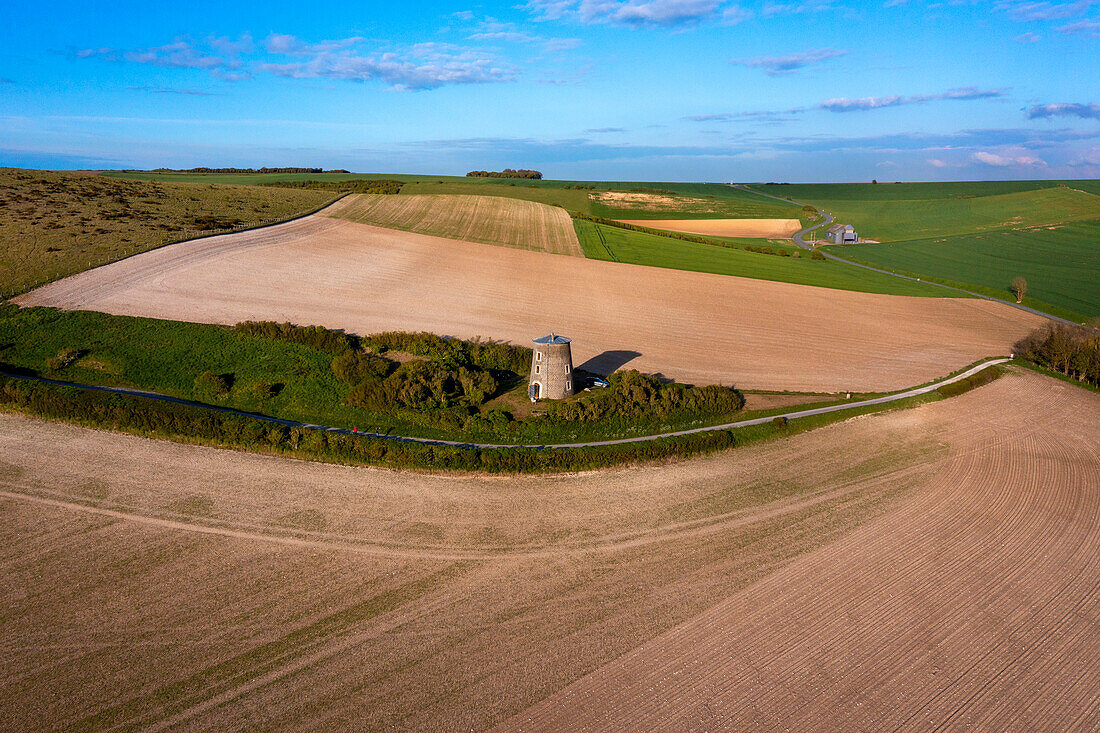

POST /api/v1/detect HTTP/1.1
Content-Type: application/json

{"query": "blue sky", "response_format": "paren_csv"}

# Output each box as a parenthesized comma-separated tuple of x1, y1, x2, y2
(1, 0, 1098, 181)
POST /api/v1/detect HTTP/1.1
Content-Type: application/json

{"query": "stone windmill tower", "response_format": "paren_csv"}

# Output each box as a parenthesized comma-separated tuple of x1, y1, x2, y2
(529, 334, 575, 400)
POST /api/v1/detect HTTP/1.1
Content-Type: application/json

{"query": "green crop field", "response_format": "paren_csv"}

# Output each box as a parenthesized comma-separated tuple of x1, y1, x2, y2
(775, 185, 1100, 242)
(841, 220, 1100, 319)
(0, 168, 334, 296)
(743, 180, 1100, 321)
(574, 220, 948, 296)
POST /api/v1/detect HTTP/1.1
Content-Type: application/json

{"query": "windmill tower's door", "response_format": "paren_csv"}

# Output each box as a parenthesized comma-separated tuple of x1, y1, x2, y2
(528, 383, 540, 400)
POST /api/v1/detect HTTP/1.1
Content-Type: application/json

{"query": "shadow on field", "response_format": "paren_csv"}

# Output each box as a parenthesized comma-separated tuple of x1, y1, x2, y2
(577, 350, 642, 375)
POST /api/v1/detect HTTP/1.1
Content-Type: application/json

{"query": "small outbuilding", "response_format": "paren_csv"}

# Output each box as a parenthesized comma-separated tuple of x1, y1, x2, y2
(529, 333, 575, 401)
(826, 224, 857, 244)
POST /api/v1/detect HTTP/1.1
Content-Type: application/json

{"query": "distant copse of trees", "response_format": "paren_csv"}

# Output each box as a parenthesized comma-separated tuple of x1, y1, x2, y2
(466, 169, 543, 179)
(1016, 324, 1100, 386)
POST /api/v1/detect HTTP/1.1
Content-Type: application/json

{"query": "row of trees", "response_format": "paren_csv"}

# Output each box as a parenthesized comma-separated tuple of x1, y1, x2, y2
(1016, 324, 1100, 386)
(466, 169, 542, 179)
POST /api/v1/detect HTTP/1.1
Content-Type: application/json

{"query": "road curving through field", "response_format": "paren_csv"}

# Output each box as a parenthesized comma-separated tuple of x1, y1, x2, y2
(0, 357, 1011, 450)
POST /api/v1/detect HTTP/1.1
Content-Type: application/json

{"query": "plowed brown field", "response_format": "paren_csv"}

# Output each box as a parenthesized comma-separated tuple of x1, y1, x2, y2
(615, 217, 802, 238)
(502, 373, 1100, 732)
(14, 210, 1043, 392)
(1, 370, 1097, 730)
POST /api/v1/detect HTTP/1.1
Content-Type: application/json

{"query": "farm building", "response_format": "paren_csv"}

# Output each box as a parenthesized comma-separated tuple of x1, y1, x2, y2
(529, 334, 575, 400)
(826, 224, 857, 244)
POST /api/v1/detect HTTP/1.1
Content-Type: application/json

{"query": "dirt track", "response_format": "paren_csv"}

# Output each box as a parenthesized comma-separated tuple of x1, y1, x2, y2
(615, 217, 802, 237)
(0, 370, 1097, 730)
(15, 210, 1044, 392)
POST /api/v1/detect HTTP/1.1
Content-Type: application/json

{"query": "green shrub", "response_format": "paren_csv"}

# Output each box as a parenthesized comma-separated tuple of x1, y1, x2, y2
(46, 347, 83, 371)
(332, 350, 393, 384)
(193, 371, 230, 402)
(811, 249, 826, 260)
(234, 321, 355, 354)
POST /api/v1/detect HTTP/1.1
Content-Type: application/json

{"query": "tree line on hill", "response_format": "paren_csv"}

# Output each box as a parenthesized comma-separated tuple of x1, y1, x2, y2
(466, 169, 542, 179)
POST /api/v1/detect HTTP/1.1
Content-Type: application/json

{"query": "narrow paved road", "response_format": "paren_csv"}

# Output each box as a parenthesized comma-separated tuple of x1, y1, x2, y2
(1, 358, 1009, 450)
(732, 184, 1079, 326)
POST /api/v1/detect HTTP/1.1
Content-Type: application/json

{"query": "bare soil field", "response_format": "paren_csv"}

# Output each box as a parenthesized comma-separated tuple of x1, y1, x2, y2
(616, 217, 802, 238)
(330, 193, 582, 256)
(15, 212, 1044, 392)
(0, 370, 1096, 730)
(502, 372, 1100, 732)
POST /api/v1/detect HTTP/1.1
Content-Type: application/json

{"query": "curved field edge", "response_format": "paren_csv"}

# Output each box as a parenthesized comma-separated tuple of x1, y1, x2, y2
(0, 361, 1012, 473)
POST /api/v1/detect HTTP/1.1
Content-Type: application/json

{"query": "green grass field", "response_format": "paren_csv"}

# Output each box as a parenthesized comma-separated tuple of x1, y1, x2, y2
(0, 168, 334, 296)
(841, 220, 1100, 318)
(574, 220, 948, 296)
(744, 180, 1100, 320)
(778, 185, 1100, 242)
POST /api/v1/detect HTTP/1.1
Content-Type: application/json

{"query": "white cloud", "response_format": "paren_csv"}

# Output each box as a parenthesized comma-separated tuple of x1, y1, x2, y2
(820, 87, 1005, 112)
(970, 151, 1047, 166)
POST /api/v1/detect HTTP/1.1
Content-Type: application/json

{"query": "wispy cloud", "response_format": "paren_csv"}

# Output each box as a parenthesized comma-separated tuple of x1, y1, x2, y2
(264, 33, 362, 55)
(525, 0, 728, 28)
(78, 40, 232, 71)
(820, 86, 1005, 112)
(76, 32, 515, 91)
(1057, 17, 1100, 35)
(586, 126, 626, 132)
(260, 41, 515, 90)
(995, 0, 1091, 21)
(0, 77, 13, 84)
(1026, 102, 1100, 119)
(126, 85, 216, 96)
(464, 17, 581, 51)
(1015, 30, 1043, 40)
(730, 47, 846, 75)
(970, 150, 1046, 166)
(683, 112, 735, 121)
(762, 0, 841, 16)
